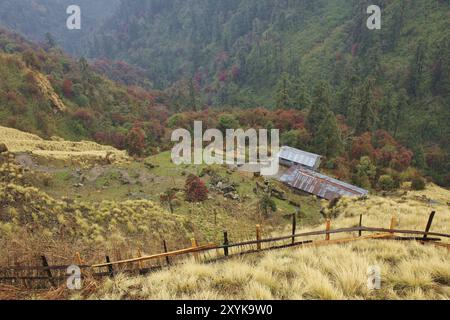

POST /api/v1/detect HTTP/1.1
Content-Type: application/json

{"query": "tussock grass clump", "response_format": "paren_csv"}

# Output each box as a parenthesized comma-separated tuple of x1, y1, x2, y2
(318, 184, 450, 235)
(88, 240, 450, 300)
(88, 186, 450, 300)
(0, 154, 26, 184)
(0, 181, 193, 265)
(0, 182, 190, 240)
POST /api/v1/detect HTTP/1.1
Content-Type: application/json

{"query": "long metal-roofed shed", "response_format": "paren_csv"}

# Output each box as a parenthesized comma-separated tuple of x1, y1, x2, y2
(279, 165, 369, 201)
(278, 146, 322, 171)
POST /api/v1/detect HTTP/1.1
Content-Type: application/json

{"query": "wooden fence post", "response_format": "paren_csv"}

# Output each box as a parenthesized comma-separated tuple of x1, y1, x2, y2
(191, 238, 199, 262)
(390, 215, 398, 236)
(75, 252, 85, 278)
(163, 240, 171, 266)
(291, 213, 297, 245)
(256, 225, 262, 250)
(41, 255, 56, 288)
(75, 252, 84, 266)
(423, 211, 436, 240)
(105, 256, 114, 277)
(223, 231, 229, 257)
(325, 219, 331, 241)
(358, 214, 363, 237)
(137, 249, 144, 271)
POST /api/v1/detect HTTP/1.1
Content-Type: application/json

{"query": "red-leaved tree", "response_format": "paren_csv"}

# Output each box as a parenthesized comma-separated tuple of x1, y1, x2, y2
(185, 174, 208, 202)
(62, 78, 73, 98)
(126, 124, 146, 157)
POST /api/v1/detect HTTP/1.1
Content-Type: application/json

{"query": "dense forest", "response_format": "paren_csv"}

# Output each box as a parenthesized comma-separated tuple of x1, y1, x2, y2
(0, 0, 449, 187)
(84, 0, 450, 183)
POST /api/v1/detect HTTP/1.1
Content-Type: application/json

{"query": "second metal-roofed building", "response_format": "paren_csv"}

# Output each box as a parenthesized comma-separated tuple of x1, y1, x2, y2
(279, 165, 369, 201)
(278, 146, 322, 171)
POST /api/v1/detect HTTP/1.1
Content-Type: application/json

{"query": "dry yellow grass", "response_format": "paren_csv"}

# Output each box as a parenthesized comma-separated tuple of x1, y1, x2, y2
(0, 126, 129, 164)
(1, 126, 448, 300)
(262, 183, 450, 242)
(321, 183, 450, 234)
(87, 240, 449, 300)
(32, 70, 67, 112)
(0, 181, 194, 266)
(86, 185, 450, 300)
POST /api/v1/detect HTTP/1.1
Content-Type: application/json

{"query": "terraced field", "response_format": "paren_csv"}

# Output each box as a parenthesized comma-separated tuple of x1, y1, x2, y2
(0, 126, 129, 166)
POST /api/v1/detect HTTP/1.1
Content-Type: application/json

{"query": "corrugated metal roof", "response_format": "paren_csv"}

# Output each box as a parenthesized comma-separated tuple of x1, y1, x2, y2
(279, 166, 368, 200)
(278, 146, 322, 168)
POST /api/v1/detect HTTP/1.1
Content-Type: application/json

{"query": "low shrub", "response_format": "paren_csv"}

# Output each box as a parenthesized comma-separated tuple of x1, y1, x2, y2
(378, 175, 396, 191)
(411, 177, 426, 191)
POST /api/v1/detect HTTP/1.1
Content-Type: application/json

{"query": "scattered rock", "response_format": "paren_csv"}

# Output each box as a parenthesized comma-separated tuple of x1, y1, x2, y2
(119, 171, 133, 185)
(105, 152, 116, 164)
(210, 178, 242, 201)
(429, 199, 441, 206)
(199, 166, 217, 177)
(144, 159, 156, 169)
(224, 192, 240, 201)
(0, 143, 8, 153)
(222, 185, 236, 193)
(126, 192, 138, 197)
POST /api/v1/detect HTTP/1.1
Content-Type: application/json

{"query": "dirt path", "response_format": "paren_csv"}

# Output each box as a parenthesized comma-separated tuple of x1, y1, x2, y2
(14, 152, 157, 186)
(14, 153, 64, 173)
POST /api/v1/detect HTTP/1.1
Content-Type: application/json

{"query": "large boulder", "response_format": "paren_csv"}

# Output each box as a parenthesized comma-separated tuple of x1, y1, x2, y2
(222, 185, 236, 193)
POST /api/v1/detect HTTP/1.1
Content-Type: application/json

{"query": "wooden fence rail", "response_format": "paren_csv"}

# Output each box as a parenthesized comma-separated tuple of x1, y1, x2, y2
(1, 211, 448, 288)
(92, 244, 217, 268)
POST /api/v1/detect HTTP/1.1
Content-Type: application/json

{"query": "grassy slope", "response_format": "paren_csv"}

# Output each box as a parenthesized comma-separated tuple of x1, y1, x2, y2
(87, 185, 450, 300)
(0, 127, 321, 269)
(0, 126, 449, 300)
(0, 155, 193, 267)
(37, 150, 321, 243)
(89, 241, 450, 300)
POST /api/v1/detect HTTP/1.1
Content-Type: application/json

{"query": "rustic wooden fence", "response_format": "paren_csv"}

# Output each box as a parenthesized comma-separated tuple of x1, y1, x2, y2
(1, 211, 449, 289)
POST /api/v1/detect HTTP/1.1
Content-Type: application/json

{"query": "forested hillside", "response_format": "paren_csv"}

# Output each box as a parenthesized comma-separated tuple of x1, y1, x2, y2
(0, 0, 448, 186)
(87, 0, 449, 103)
(0, 28, 164, 155)
(84, 0, 450, 184)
